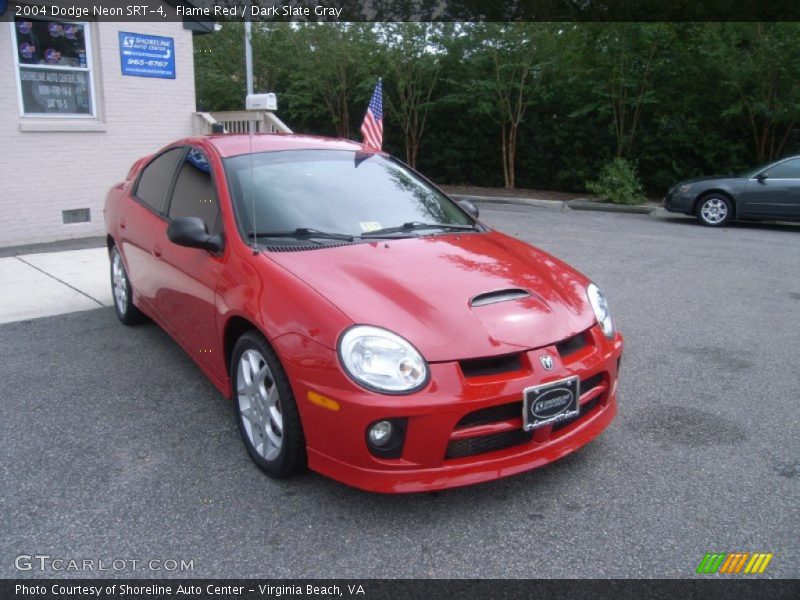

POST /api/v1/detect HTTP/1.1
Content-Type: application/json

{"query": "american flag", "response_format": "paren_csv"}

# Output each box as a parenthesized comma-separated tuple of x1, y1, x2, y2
(360, 79, 383, 152)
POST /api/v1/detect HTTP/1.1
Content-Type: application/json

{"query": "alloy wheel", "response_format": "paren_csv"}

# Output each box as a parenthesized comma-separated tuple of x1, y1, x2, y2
(236, 349, 283, 461)
(111, 251, 128, 314)
(700, 197, 729, 225)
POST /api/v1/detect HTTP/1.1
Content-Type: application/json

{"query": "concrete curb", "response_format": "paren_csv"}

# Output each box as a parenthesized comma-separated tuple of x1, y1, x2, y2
(566, 200, 657, 215)
(451, 193, 661, 215)
(0, 236, 106, 258)
(451, 194, 568, 211)
(650, 207, 693, 221)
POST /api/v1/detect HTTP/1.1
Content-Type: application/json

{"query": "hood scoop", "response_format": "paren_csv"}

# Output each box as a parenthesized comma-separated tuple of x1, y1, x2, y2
(470, 288, 530, 307)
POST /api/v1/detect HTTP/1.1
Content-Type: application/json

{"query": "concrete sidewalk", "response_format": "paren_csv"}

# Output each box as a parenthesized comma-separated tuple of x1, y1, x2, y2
(0, 247, 112, 324)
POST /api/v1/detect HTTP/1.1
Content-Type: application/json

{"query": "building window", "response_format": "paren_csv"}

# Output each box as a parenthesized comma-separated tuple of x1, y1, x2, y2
(11, 18, 96, 117)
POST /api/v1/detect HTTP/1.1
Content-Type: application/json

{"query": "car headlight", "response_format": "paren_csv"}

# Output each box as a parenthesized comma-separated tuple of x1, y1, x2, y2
(587, 283, 615, 339)
(338, 325, 428, 393)
(679, 183, 692, 193)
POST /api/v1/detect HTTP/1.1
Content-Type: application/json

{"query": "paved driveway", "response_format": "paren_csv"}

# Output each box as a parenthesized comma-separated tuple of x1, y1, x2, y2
(1, 207, 797, 578)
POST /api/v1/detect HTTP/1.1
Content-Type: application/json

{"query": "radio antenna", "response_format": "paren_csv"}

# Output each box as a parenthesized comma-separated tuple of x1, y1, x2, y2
(246, 8, 257, 254)
(249, 117, 257, 254)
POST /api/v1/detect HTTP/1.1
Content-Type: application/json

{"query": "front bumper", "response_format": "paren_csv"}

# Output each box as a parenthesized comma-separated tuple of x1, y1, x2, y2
(664, 189, 695, 214)
(278, 325, 623, 493)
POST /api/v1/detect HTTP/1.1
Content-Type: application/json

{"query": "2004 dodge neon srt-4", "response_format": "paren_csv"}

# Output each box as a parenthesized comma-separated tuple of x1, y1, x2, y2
(104, 133, 623, 493)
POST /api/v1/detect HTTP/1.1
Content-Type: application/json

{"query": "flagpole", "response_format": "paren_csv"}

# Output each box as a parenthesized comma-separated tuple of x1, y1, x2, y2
(244, 1, 255, 134)
(244, 3, 253, 98)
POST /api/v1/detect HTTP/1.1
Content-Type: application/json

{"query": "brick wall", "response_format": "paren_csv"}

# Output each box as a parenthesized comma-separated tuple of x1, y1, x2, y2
(0, 15, 197, 247)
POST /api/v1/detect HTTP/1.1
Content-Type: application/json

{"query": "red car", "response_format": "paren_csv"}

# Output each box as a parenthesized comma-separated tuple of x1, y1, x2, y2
(104, 134, 623, 493)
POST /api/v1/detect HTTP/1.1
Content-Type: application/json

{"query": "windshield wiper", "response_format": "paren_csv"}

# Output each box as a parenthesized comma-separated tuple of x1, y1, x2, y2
(250, 228, 355, 242)
(361, 222, 477, 237)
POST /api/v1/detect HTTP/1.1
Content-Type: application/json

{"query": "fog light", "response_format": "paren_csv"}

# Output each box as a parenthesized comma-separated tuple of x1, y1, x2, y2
(368, 421, 393, 447)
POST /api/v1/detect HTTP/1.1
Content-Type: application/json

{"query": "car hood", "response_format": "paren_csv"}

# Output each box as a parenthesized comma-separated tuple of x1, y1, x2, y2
(265, 231, 596, 362)
(676, 174, 741, 186)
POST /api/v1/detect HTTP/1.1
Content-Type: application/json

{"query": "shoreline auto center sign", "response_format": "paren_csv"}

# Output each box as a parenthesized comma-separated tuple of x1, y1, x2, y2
(119, 32, 175, 79)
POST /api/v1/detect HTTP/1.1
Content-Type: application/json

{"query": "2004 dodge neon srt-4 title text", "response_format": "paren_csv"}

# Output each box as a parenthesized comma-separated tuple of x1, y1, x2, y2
(15, 4, 168, 17)
(177, 4, 343, 17)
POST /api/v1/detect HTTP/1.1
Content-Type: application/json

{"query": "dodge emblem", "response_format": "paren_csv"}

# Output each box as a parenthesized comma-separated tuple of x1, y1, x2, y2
(539, 354, 554, 370)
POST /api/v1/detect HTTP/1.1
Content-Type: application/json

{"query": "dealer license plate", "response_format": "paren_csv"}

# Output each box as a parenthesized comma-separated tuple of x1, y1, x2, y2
(523, 376, 580, 431)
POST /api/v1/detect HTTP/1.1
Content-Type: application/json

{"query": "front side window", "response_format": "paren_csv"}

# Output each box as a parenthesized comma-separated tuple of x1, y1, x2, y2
(168, 149, 220, 235)
(224, 150, 472, 239)
(765, 158, 800, 179)
(135, 149, 183, 213)
(12, 18, 95, 116)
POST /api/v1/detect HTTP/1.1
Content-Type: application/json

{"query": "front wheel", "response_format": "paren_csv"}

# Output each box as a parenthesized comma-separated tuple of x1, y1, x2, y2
(110, 246, 145, 325)
(696, 194, 733, 227)
(231, 331, 307, 478)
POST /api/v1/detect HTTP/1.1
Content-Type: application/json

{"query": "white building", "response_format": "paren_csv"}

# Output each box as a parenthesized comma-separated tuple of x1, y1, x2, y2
(0, 1, 214, 247)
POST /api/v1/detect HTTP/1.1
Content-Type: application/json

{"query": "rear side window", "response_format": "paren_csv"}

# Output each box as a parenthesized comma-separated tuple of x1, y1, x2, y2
(135, 148, 183, 213)
(168, 149, 220, 235)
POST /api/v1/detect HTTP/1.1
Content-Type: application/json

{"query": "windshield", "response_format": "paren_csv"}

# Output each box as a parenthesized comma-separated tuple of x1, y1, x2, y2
(224, 150, 473, 240)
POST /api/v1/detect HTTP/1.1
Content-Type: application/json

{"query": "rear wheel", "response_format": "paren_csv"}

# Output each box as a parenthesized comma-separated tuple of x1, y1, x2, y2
(696, 194, 733, 227)
(231, 331, 307, 478)
(110, 246, 145, 325)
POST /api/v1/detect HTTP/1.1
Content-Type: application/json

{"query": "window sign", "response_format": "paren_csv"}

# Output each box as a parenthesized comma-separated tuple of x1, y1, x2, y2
(12, 18, 95, 116)
(119, 32, 176, 79)
(19, 68, 91, 114)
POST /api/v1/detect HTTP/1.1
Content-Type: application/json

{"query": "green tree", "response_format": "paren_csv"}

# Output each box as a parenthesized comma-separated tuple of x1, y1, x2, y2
(574, 24, 674, 159)
(457, 23, 556, 188)
(378, 23, 442, 168)
(194, 22, 246, 111)
(713, 23, 800, 163)
(279, 24, 380, 139)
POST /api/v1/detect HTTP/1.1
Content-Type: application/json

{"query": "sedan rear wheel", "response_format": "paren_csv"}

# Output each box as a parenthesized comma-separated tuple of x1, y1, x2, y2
(697, 194, 733, 227)
(110, 246, 145, 325)
(231, 331, 307, 478)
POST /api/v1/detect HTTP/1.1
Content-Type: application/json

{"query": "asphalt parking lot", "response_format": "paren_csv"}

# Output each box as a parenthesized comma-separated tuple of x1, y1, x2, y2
(1, 206, 798, 579)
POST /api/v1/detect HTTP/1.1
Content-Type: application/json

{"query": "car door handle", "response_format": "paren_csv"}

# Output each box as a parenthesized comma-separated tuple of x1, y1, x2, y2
(152, 243, 162, 258)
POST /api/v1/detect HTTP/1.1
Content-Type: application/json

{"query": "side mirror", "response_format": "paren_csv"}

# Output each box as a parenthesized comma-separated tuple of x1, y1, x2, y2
(458, 199, 480, 219)
(756, 172, 768, 183)
(167, 216, 223, 253)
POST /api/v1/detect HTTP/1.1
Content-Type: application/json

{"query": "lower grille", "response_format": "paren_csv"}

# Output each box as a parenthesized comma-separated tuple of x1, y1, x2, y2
(446, 372, 607, 460)
(552, 396, 600, 432)
(455, 401, 521, 428)
(445, 429, 533, 459)
(582, 373, 603, 393)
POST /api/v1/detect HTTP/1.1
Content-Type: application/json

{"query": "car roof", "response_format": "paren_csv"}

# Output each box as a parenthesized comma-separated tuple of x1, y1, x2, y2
(199, 133, 368, 158)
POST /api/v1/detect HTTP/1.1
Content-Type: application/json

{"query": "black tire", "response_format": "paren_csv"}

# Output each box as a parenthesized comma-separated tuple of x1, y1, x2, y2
(109, 245, 146, 325)
(696, 194, 734, 227)
(231, 331, 307, 478)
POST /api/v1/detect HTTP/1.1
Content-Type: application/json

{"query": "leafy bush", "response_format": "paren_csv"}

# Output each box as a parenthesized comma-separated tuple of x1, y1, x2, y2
(585, 158, 647, 205)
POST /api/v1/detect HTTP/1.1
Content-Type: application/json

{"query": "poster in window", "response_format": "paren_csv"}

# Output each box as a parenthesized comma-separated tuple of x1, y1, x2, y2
(19, 68, 92, 115)
(15, 19, 87, 67)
